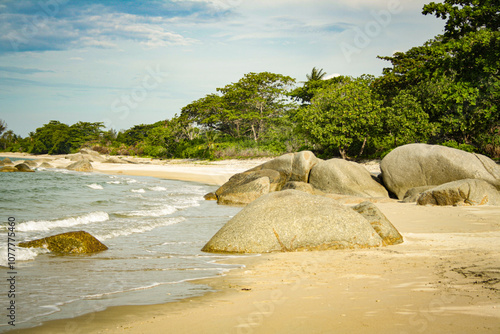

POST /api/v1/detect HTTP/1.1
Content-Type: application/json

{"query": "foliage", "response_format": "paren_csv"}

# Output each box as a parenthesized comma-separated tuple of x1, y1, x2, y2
(297, 75, 383, 159)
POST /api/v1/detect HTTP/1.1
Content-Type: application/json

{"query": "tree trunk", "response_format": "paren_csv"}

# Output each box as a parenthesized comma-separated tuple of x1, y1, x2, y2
(339, 148, 347, 160)
(251, 124, 258, 142)
(358, 136, 367, 157)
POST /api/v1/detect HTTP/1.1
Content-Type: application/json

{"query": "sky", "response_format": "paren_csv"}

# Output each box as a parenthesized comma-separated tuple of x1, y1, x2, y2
(0, 0, 445, 137)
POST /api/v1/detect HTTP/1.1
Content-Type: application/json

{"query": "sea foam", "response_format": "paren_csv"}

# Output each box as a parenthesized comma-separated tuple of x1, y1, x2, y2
(17, 211, 110, 232)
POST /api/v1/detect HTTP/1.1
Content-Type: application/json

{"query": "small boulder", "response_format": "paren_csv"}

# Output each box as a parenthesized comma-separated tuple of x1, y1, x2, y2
(15, 163, 35, 172)
(39, 162, 54, 168)
(417, 179, 500, 206)
(204, 192, 217, 201)
(1, 157, 13, 165)
(202, 190, 383, 253)
(0, 166, 18, 172)
(103, 157, 127, 164)
(18, 231, 108, 254)
(381, 144, 500, 199)
(309, 159, 389, 198)
(215, 169, 286, 205)
(402, 186, 436, 203)
(351, 201, 403, 246)
(281, 181, 316, 194)
(67, 159, 93, 172)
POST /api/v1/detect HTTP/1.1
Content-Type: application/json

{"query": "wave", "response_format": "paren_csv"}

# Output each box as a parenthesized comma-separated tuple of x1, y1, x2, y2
(95, 217, 184, 240)
(116, 205, 177, 218)
(149, 186, 167, 192)
(0, 246, 48, 267)
(17, 212, 110, 232)
(87, 183, 104, 190)
(131, 189, 145, 193)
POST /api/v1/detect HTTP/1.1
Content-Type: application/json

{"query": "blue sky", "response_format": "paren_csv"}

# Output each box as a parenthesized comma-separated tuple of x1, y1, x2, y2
(0, 0, 445, 136)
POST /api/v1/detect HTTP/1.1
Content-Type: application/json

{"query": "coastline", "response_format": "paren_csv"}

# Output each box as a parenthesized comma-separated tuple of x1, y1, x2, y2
(4, 152, 500, 333)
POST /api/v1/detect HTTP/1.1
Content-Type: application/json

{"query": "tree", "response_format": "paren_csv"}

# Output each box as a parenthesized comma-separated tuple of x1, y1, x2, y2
(422, 0, 500, 39)
(30, 121, 71, 154)
(0, 119, 6, 137)
(306, 67, 327, 81)
(297, 76, 383, 159)
(182, 72, 296, 142)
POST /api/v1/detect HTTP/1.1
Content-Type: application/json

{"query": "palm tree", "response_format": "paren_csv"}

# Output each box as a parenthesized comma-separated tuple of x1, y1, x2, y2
(0, 119, 6, 136)
(306, 67, 327, 82)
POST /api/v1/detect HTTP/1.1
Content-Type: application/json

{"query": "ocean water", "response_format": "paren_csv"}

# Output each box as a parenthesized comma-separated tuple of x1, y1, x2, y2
(0, 161, 244, 332)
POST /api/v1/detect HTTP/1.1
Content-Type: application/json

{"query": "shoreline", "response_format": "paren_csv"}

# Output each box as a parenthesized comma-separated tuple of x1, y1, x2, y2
(4, 152, 500, 333)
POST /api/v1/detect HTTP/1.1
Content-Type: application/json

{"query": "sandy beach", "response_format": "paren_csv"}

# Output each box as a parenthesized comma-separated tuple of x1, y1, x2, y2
(3, 152, 500, 333)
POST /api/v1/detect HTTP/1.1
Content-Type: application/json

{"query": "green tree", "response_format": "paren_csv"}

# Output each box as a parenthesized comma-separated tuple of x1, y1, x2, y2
(30, 121, 71, 154)
(306, 67, 327, 81)
(0, 119, 6, 137)
(297, 76, 383, 159)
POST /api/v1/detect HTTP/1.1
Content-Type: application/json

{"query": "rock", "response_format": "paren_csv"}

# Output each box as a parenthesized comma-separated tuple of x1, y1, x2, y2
(18, 160, 38, 167)
(103, 157, 127, 164)
(351, 202, 403, 246)
(15, 163, 35, 172)
(402, 186, 436, 203)
(202, 190, 383, 253)
(80, 148, 101, 157)
(381, 144, 500, 199)
(67, 159, 93, 172)
(309, 159, 389, 198)
(204, 192, 217, 201)
(1, 157, 13, 165)
(18, 231, 108, 254)
(250, 151, 320, 183)
(0, 166, 18, 172)
(417, 179, 500, 206)
(39, 162, 54, 168)
(215, 169, 287, 205)
(281, 181, 316, 194)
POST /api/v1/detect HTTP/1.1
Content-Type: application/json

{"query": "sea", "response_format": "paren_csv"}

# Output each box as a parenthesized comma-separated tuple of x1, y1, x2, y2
(0, 157, 246, 332)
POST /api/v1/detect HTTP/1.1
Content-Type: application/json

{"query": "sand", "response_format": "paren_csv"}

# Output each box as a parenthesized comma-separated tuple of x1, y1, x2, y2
(4, 152, 500, 333)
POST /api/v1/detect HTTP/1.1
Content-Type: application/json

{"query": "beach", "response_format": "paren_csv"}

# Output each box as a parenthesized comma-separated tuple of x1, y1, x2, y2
(3, 152, 500, 333)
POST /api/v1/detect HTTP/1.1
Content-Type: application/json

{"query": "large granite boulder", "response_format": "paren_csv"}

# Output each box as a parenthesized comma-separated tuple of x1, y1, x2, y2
(103, 157, 128, 164)
(202, 190, 384, 253)
(250, 151, 320, 183)
(402, 186, 436, 203)
(309, 159, 389, 198)
(381, 144, 500, 199)
(67, 159, 93, 172)
(18, 231, 108, 253)
(215, 169, 286, 205)
(417, 179, 500, 206)
(18, 160, 38, 167)
(351, 201, 403, 246)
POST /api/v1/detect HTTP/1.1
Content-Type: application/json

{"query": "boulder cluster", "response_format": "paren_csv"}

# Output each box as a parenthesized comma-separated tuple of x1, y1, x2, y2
(208, 144, 500, 207)
(202, 144, 500, 254)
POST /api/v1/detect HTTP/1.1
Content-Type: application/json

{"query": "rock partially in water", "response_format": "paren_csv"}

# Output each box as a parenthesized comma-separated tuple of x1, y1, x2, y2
(18, 231, 108, 254)
(204, 192, 217, 201)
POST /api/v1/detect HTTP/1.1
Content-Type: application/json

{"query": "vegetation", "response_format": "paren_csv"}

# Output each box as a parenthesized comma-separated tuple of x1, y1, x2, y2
(1, 0, 498, 160)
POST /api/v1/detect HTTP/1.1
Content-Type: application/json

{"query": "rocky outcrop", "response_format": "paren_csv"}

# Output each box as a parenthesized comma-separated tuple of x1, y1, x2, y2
(417, 179, 500, 206)
(309, 159, 389, 198)
(351, 201, 403, 246)
(381, 144, 500, 199)
(202, 190, 385, 253)
(67, 159, 93, 172)
(0, 163, 35, 172)
(19, 231, 108, 254)
(215, 169, 286, 205)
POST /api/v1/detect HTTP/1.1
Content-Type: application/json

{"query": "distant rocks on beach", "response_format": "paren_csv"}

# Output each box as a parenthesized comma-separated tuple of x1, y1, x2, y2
(0, 158, 36, 172)
(18, 231, 108, 254)
(210, 144, 500, 207)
